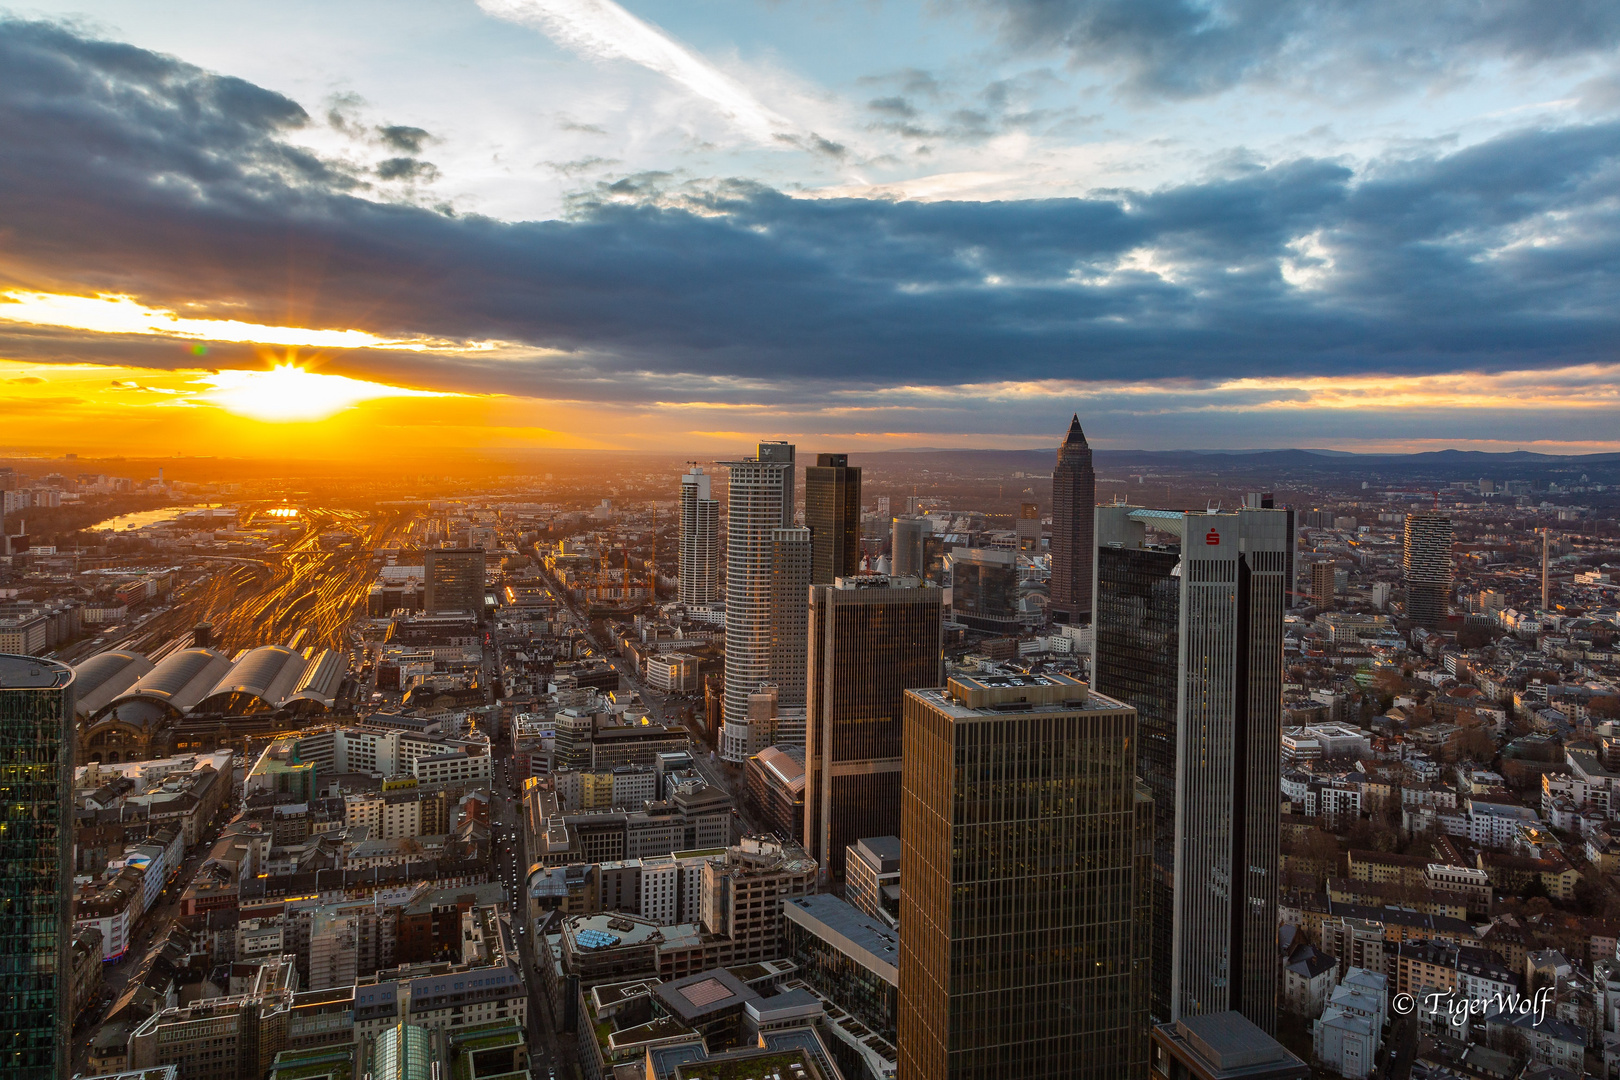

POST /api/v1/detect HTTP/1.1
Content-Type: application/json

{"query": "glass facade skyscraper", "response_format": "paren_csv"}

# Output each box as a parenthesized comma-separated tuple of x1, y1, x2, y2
(898, 672, 1152, 1080)
(0, 654, 75, 1080)
(767, 526, 811, 717)
(1093, 506, 1288, 1034)
(804, 453, 861, 585)
(804, 576, 941, 881)
(946, 547, 1019, 632)
(1403, 511, 1453, 628)
(889, 517, 928, 579)
(1094, 538, 1182, 1025)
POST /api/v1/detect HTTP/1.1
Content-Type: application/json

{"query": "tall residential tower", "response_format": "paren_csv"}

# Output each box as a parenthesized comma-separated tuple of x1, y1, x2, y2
(1049, 414, 1096, 624)
(804, 453, 862, 585)
(1093, 506, 1289, 1032)
(0, 655, 75, 1080)
(804, 575, 942, 880)
(678, 464, 721, 605)
(898, 672, 1153, 1079)
(720, 442, 798, 761)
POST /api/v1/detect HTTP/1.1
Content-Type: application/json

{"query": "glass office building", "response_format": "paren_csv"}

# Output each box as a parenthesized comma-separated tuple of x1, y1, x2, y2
(946, 548, 1019, 633)
(782, 894, 899, 1045)
(898, 673, 1152, 1080)
(804, 576, 942, 881)
(1092, 506, 1288, 1034)
(804, 453, 862, 585)
(423, 547, 486, 618)
(0, 654, 75, 1080)
(1094, 540, 1182, 1026)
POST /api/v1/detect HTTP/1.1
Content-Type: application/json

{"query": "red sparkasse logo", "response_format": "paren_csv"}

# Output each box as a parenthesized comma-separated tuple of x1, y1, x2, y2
(1205, 529, 1221, 545)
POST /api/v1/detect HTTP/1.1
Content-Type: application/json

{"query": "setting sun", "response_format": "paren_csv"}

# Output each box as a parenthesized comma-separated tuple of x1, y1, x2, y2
(198, 363, 452, 422)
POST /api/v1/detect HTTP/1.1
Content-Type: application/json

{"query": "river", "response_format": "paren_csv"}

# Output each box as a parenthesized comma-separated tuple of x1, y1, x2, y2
(91, 505, 218, 531)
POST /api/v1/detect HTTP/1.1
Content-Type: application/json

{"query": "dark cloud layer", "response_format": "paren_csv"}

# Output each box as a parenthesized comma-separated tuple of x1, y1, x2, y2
(956, 0, 1620, 98)
(2, 18, 1620, 404)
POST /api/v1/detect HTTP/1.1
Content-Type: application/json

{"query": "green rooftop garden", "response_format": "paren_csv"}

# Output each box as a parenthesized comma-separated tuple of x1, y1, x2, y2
(454, 1033, 522, 1055)
(675, 1051, 811, 1080)
(268, 1047, 354, 1080)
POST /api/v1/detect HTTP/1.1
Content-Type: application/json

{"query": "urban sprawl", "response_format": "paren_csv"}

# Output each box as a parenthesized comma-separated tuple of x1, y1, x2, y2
(3, 423, 1620, 1080)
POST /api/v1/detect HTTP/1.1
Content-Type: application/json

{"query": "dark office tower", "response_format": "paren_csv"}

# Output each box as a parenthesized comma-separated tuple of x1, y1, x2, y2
(768, 527, 811, 712)
(1093, 506, 1288, 1033)
(1311, 562, 1336, 610)
(1093, 512, 1181, 1027)
(679, 464, 721, 605)
(1283, 506, 1298, 607)
(804, 576, 941, 881)
(1049, 413, 1096, 624)
(1246, 493, 1298, 607)
(1403, 511, 1453, 628)
(424, 547, 486, 617)
(890, 517, 928, 578)
(0, 655, 74, 1080)
(805, 454, 862, 585)
(721, 442, 796, 760)
(899, 672, 1153, 1080)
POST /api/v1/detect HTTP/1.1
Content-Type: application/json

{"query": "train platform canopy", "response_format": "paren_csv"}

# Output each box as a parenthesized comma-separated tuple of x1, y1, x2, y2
(72, 649, 155, 719)
(76, 643, 347, 721)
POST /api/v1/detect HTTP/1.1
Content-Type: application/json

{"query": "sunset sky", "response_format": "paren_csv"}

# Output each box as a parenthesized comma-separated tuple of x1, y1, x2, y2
(5, 2, 1620, 457)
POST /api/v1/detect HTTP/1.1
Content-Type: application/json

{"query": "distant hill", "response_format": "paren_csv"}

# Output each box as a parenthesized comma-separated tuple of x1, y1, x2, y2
(847, 446, 1620, 480)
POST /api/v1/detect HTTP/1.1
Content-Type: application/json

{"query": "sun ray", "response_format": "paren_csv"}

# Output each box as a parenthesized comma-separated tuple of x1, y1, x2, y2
(196, 362, 453, 422)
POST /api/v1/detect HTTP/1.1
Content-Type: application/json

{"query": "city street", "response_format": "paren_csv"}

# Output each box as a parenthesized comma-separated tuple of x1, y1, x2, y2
(490, 754, 573, 1080)
(69, 810, 230, 1076)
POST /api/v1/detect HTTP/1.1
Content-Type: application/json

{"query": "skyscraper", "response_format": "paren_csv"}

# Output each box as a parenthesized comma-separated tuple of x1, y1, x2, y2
(424, 547, 486, 617)
(1245, 492, 1298, 607)
(889, 517, 929, 578)
(720, 442, 796, 761)
(1311, 562, 1336, 610)
(898, 672, 1153, 1080)
(768, 526, 811, 714)
(947, 547, 1020, 632)
(1403, 511, 1453, 628)
(1049, 414, 1096, 624)
(1093, 506, 1288, 1032)
(804, 575, 941, 880)
(804, 453, 862, 585)
(0, 654, 75, 1080)
(679, 464, 721, 605)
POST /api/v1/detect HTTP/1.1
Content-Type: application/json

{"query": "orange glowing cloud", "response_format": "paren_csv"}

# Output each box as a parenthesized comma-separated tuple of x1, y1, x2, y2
(0, 290, 502, 353)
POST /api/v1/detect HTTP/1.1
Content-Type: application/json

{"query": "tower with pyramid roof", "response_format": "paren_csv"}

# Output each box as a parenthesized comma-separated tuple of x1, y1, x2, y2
(1048, 414, 1096, 623)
